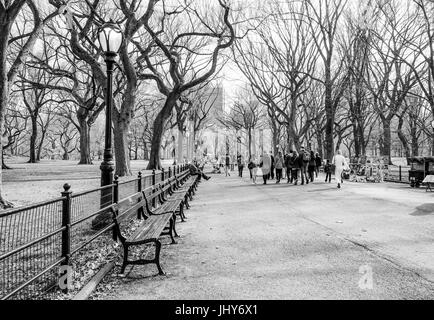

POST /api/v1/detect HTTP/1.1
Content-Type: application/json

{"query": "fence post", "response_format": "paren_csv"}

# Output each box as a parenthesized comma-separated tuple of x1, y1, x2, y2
(138, 171, 142, 192)
(60, 183, 72, 294)
(113, 175, 119, 204)
(152, 169, 156, 208)
(162, 167, 165, 182)
(112, 176, 119, 241)
(168, 167, 171, 178)
(399, 165, 402, 182)
(137, 171, 142, 219)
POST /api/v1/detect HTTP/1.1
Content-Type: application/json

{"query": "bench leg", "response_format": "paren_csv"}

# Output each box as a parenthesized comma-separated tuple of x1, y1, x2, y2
(177, 204, 185, 222)
(154, 240, 165, 275)
(184, 196, 190, 210)
(172, 215, 180, 238)
(180, 202, 186, 221)
(120, 244, 129, 274)
(168, 218, 177, 244)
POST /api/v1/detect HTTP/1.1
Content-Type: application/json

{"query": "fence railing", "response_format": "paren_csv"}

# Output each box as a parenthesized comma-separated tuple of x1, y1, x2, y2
(0, 164, 188, 300)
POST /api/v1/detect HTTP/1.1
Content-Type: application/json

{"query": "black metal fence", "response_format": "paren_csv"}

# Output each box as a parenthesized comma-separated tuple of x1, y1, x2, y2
(0, 165, 188, 300)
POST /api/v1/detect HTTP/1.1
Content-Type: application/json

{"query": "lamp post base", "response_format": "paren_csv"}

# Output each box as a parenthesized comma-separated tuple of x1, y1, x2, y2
(91, 161, 114, 230)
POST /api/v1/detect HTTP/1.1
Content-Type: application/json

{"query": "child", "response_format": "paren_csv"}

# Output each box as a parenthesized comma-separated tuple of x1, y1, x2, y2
(324, 159, 332, 183)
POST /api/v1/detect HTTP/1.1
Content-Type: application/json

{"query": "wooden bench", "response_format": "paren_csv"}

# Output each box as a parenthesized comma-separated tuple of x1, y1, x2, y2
(173, 173, 199, 201)
(159, 177, 188, 222)
(111, 184, 180, 275)
(423, 175, 434, 192)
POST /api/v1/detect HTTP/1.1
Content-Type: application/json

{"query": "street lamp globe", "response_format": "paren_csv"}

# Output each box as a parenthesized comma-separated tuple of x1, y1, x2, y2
(98, 20, 123, 55)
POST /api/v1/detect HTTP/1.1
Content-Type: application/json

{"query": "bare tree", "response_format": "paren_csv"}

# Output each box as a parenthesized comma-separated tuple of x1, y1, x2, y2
(219, 89, 265, 158)
(0, 1, 57, 208)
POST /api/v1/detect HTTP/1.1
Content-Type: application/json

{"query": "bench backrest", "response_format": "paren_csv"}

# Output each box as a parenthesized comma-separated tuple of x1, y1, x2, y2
(112, 171, 189, 241)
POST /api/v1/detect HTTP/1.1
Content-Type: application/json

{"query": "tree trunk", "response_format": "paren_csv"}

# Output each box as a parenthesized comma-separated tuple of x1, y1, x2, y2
(78, 117, 92, 164)
(147, 93, 179, 170)
(271, 120, 278, 155)
(410, 121, 419, 157)
(248, 127, 252, 159)
(324, 112, 334, 161)
(397, 117, 411, 159)
(0, 16, 13, 209)
(62, 148, 69, 160)
(352, 122, 361, 157)
(113, 118, 132, 176)
(29, 117, 37, 163)
(381, 118, 393, 164)
(177, 129, 184, 163)
(143, 141, 149, 160)
(316, 126, 324, 158)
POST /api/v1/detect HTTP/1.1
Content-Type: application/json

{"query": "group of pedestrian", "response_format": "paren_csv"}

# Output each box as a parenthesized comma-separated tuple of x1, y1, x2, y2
(243, 147, 349, 189)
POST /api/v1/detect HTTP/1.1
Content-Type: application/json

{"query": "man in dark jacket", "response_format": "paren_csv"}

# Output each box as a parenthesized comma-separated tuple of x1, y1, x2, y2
(285, 151, 293, 183)
(299, 146, 309, 185)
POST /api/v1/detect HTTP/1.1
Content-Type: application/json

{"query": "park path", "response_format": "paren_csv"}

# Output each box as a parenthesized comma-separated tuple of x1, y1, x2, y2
(97, 171, 434, 300)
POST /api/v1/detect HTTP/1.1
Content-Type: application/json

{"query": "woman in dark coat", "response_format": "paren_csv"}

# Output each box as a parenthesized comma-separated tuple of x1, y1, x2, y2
(308, 151, 316, 182)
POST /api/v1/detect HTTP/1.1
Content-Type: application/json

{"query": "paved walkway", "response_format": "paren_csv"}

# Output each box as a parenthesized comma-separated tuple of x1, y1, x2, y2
(99, 172, 434, 299)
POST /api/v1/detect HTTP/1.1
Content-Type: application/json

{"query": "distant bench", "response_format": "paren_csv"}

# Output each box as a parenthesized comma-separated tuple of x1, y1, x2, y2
(423, 175, 434, 192)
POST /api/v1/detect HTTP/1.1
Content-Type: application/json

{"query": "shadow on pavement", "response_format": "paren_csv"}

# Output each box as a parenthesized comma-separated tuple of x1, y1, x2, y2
(410, 203, 434, 216)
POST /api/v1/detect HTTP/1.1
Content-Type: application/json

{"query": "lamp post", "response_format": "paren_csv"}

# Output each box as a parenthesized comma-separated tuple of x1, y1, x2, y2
(97, 21, 123, 189)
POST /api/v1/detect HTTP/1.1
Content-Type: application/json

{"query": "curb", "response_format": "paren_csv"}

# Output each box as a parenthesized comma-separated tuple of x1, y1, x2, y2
(72, 262, 115, 300)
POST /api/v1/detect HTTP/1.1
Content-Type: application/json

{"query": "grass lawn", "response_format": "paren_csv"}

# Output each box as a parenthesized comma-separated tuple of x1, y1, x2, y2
(3, 157, 175, 207)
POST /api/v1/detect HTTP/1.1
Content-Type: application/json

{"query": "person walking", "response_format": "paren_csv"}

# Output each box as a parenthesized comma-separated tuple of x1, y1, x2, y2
(225, 153, 231, 177)
(260, 152, 271, 185)
(315, 152, 322, 178)
(247, 155, 258, 183)
(332, 150, 349, 189)
(285, 151, 293, 183)
(299, 146, 310, 185)
(237, 153, 244, 177)
(308, 150, 316, 182)
(275, 151, 284, 183)
(269, 151, 275, 180)
(324, 159, 332, 183)
(291, 150, 300, 185)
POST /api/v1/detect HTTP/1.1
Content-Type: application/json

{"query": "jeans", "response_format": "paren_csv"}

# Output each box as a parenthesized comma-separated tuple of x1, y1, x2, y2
(325, 172, 331, 183)
(276, 168, 283, 182)
(238, 166, 244, 177)
(292, 168, 299, 184)
(286, 167, 292, 182)
(300, 164, 309, 185)
(308, 166, 315, 182)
